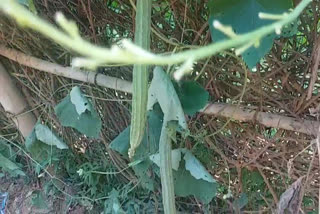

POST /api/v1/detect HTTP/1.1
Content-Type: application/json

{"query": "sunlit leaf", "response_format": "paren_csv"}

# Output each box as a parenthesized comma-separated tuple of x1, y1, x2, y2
(208, 0, 293, 68)
(25, 123, 67, 161)
(148, 66, 187, 130)
(35, 124, 68, 149)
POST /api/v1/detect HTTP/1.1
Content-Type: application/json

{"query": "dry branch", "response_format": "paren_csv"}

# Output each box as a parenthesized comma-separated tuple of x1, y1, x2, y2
(203, 103, 319, 136)
(0, 45, 319, 136)
(0, 62, 36, 137)
(307, 35, 320, 100)
(0, 44, 132, 93)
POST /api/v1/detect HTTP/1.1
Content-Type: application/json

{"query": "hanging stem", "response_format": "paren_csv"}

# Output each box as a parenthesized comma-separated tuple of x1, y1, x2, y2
(128, 0, 152, 158)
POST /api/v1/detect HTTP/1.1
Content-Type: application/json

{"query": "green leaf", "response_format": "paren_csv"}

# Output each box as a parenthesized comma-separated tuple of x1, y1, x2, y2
(0, 140, 25, 177)
(70, 86, 92, 115)
(241, 168, 265, 191)
(153, 161, 218, 204)
(110, 107, 163, 190)
(54, 87, 102, 138)
(148, 66, 187, 130)
(150, 148, 216, 183)
(208, 0, 293, 68)
(174, 81, 209, 116)
(104, 189, 125, 214)
(25, 123, 67, 161)
(149, 149, 182, 171)
(18, 0, 37, 14)
(31, 190, 48, 209)
(174, 166, 218, 204)
(110, 106, 162, 159)
(233, 193, 248, 210)
(0, 140, 17, 160)
(35, 124, 68, 149)
(25, 127, 47, 159)
(0, 153, 25, 177)
(183, 149, 216, 183)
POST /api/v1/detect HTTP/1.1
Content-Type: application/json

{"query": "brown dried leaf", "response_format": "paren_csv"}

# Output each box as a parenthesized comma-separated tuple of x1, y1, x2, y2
(277, 177, 304, 214)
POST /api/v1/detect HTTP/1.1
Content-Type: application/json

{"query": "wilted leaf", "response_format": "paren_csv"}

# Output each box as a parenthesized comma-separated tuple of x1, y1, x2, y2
(208, 0, 293, 68)
(277, 177, 304, 214)
(183, 149, 216, 183)
(174, 81, 209, 116)
(55, 86, 102, 138)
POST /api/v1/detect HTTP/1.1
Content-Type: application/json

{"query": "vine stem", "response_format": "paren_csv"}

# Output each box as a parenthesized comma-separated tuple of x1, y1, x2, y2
(0, 0, 312, 67)
(159, 122, 177, 214)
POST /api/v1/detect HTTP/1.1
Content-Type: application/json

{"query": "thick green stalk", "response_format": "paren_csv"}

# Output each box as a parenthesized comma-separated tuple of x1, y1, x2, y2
(159, 122, 176, 214)
(128, 0, 152, 159)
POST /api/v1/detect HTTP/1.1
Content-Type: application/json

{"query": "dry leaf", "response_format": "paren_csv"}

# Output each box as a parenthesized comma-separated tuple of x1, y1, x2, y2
(277, 177, 304, 214)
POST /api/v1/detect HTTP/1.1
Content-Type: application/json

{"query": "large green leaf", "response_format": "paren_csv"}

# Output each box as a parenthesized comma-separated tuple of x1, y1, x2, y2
(183, 149, 215, 183)
(110, 106, 162, 159)
(104, 189, 125, 214)
(173, 166, 217, 204)
(109, 106, 163, 191)
(174, 81, 209, 116)
(54, 86, 102, 138)
(70, 86, 93, 115)
(25, 123, 68, 161)
(149, 148, 216, 183)
(148, 66, 187, 130)
(153, 160, 218, 204)
(35, 124, 68, 149)
(149, 149, 182, 171)
(208, 0, 293, 68)
(150, 147, 218, 203)
(0, 153, 25, 177)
